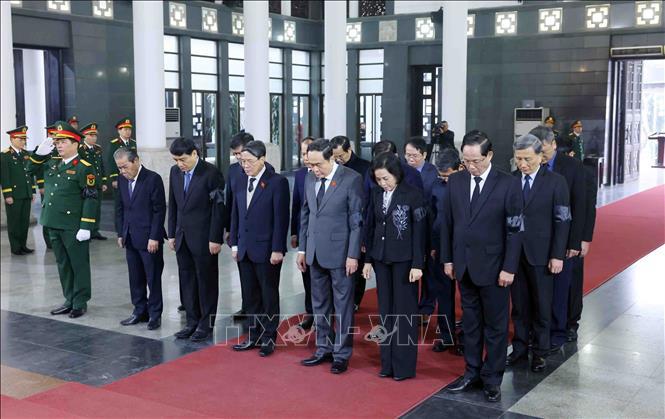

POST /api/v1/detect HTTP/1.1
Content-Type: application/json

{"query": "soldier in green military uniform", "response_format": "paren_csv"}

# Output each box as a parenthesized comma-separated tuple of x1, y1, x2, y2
(79, 122, 108, 240)
(107, 117, 136, 197)
(28, 121, 99, 318)
(34, 124, 59, 249)
(567, 120, 584, 161)
(1, 126, 36, 255)
(544, 116, 561, 144)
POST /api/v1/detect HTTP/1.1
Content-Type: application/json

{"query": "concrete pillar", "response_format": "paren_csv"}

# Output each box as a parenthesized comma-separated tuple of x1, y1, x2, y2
(441, 1, 468, 143)
(22, 49, 47, 150)
(282, 0, 291, 16)
(324, 1, 347, 139)
(243, 1, 278, 167)
(1, 2, 16, 139)
(349, 0, 359, 18)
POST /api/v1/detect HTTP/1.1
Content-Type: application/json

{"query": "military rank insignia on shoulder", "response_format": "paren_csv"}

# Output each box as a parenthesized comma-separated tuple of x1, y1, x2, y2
(80, 159, 92, 167)
(86, 174, 96, 187)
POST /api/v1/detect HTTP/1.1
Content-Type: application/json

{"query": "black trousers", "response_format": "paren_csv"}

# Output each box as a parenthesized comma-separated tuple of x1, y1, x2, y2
(353, 252, 367, 306)
(125, 234, 164, 320)
(237, 256, 281, 343)
(302, 268, 313, 314)
(510, 254, 553, 357)
(374, 260, 419, 379)
(176, 239, 219, 332)
(459, 271, 510, 386)
(551, 256, 574, 346)
(567, 256, 584, 332)
(418, 258, 437, 315)
(427, 255, 456, 342)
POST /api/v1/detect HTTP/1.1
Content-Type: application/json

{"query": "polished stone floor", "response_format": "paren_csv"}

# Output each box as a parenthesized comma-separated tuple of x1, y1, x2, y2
(1, 169, 664, 418)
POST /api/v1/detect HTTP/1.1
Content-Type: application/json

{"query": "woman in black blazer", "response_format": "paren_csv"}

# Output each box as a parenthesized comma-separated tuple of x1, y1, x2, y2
(362, 153, 427, 381)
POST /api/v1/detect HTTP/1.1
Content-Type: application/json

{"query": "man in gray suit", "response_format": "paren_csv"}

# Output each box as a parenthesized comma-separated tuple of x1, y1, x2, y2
(297, 139, 364, 374)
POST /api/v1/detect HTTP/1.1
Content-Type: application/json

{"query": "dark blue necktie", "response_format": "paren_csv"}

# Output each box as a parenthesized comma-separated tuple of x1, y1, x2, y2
(248, 177, 256, 193)
(128, 179, 134, 198)
(184, 171, 192, 195)
(317, 178, 327, 207)
(523, 174, 531, 203)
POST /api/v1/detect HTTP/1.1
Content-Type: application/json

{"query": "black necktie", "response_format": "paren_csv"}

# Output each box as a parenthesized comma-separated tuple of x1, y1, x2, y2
(248, 177, 256, 193)
(470, 176, 482, 212)
(523, 174, 531, 203)
(317, 178, 327, 207)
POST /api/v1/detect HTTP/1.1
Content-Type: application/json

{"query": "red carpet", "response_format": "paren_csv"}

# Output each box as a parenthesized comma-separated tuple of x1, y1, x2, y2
(5, 185, 664, 418)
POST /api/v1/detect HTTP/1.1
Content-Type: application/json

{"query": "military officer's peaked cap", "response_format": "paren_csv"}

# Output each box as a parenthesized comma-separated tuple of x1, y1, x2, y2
(7, 126, 28, 139)
(52, 121, 83, 142)
(67, 115, 79, 124)
(115, 117, 133, 129)
(544, 116, 555, 124)
(45, 124, 57, 136)
(80, 123, 99, 136)
(571, 120, 582, 128)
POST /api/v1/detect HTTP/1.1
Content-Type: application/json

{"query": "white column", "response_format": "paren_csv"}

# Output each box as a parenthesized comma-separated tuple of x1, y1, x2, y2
(1, 2, 16, 139)
(22, 49, 47, 150)
(243, 1, 270, 143)
(324, 1, 346, 139)
(349, 0, 359, 18)
(282, 0, 291, 16)
(441, 1, 468, 143)
(132, 0, 165, 149)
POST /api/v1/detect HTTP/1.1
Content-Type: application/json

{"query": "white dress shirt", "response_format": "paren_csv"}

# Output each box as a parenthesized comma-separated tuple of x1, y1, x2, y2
(521, 166, 539, 189)
(382, 188, 395, 213)
(63, 154, 79, 165)
(315, 162, 339, 196)
(246, 165, 266, 209)
(129, 165, 143, 195)
(469, 163, 492, 201)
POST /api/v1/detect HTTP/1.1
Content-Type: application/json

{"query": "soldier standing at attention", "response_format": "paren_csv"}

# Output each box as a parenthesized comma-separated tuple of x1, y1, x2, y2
(34, 124, 59, 250)
(28, 121, 99, 319)
(79, 122, 108, 240)
(1, 126, 36, 255)
(107, 117, 136, 196)
(566, 120, 584, 161)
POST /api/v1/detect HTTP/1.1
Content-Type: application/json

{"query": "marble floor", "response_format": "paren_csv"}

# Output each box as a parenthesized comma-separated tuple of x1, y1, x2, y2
(1, 169, 664, 418)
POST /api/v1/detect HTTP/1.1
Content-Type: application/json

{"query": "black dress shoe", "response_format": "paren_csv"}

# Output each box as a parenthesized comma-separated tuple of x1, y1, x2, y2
(506, 350, 528, 366)
(174, 326, 196, 339)
(566, 329, 578, 342)
(548, 342, 564, 355)
(233, 340, 258, 351)
(177, 305, 185, 312)
(259, 342, 275, 357)
(69, 308, 86, 318)
(190, 329, 210, 342)
(147, 318, 161, 330)
(433, 341, 446, 352)
(120, 314, 149, 326)
(232, 309, 246, 320)
(453, 344, 464, 356)
(378, 371, 392, 378)
(11, 250, 25, 256)
(393, 375, 413, 382)
(483, 384, 501, 402)
(298, 315, 314, 330)
(92, 234, 108, 240)
(301, 353, 333, 366)
(50, 305, 72, 315)
(20, 247, 34, 254)
(531, 355, 547, 372)
(330, 359, 348, 374)
(444, 376, 481, 393)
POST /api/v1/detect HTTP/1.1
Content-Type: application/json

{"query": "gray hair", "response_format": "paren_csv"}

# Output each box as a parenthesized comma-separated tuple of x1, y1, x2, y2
(529, 125, 555, 144)
(513, 134, 543, 154)
(113, 147, 139, 162)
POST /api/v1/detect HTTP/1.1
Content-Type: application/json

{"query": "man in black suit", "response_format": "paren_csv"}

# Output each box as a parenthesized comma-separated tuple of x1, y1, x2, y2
(230, 141, 290, 357)
(168, 138, 225, 342)
(404, 137, 440, 322)
(529, 126, 586, 350)
(291, 136, 316, 329)
(114, 149, 166, 330)
(441, 130, 523, 403)
(331, 135, 371, 311)
(506, 134, 570, 372)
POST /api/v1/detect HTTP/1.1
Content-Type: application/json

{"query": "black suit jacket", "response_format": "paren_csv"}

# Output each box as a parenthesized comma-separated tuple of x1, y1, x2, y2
(168, 159, 225, 255)
(513, 166, 571, 265)
(582, 164, 597, 242)
(434, 130, 455, 149)
(115, 166, 167, 249)
(225, 161, 274, 231)
(440, 167, 523, 286)
(230, 168, 290, 263)
(345, 152, 371, 177)
(551, 152, 586, 251)
(365, 183, 427, 269)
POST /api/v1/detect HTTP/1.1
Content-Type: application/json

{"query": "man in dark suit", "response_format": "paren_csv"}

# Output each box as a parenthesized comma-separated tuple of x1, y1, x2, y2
(168, 138, 225, 342)
(567, 161, 597, 342)
(291, 136, 316, 329)
(114, 149, 166, 330)
(404, 137, 439, 322)
(441, 130, 523, 403)
(529, 125, 586, 350)
(330, 135, 371, 311)
(506, 134, 570, 372)
(297, 139, 364, 374)
(230, 141, 290, 357)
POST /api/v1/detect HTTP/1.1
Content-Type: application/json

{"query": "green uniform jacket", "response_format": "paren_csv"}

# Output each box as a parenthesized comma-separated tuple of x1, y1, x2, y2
(1, 148, 36, 199)
(79, 143, 107, 188)
(568, 132, 584, 161)
(106, 138, 136, 181)
(27, 153, 99, 231)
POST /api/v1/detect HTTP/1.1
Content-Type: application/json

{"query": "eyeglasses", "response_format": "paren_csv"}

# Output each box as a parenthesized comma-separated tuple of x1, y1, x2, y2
(239, 158, 259, 166)
(405, 152, 423, 159)
(462, 156, 487, 166)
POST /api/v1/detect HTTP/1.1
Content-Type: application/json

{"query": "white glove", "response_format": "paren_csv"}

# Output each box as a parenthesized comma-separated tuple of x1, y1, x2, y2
(76, 229, 91, 242)
(36, 138, 55, 156)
